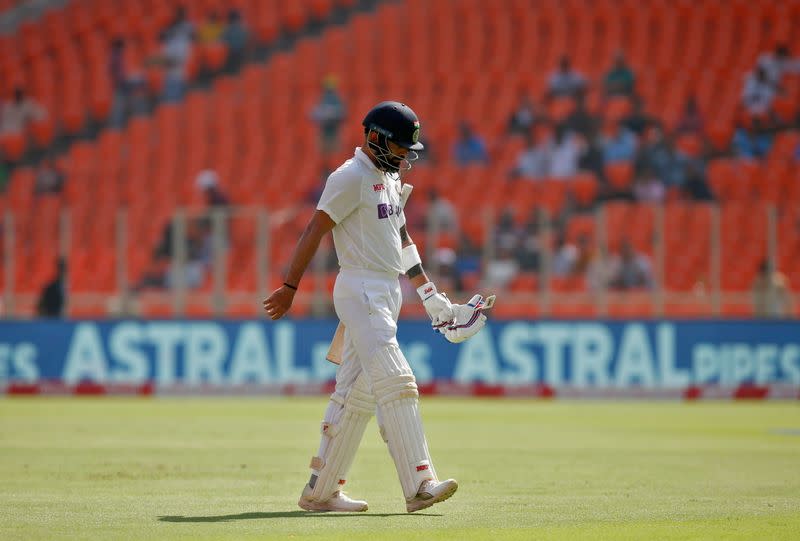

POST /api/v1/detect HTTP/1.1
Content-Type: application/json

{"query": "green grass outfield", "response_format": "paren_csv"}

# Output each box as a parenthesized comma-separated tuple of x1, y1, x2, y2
(1, 398, 799, 540)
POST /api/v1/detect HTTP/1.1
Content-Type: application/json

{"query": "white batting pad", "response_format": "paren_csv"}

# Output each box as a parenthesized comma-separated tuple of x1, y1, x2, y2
(373, 346, 437, 499)
(309, 374, 375, 502)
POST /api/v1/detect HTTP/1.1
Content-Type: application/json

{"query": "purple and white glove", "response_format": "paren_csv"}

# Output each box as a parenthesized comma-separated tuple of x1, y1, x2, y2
(417, 282, 455, 331)
(442, 294, 495, 344)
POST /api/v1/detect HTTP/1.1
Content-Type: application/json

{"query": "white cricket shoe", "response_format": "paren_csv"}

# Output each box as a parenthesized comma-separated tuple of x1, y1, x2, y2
(297, 484, 368, 512)
(406, 479, 458, 513)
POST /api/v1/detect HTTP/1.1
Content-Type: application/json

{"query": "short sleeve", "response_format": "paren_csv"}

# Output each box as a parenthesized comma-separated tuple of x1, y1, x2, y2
(317, 170, 362, 224)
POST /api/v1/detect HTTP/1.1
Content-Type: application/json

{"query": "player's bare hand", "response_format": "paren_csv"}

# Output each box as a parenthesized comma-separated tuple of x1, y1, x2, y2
(263, 286, 295, 320)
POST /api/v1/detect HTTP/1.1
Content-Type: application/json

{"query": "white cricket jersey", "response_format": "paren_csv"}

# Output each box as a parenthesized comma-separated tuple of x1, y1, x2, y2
(317, 147, 405, 274)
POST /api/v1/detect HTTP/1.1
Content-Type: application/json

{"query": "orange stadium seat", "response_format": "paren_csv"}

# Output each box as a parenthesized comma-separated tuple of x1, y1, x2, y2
(1, 0, 796, 319)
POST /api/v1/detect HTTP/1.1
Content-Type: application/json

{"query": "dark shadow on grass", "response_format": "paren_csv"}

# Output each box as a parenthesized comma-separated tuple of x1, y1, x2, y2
(159, 510, 441, 522)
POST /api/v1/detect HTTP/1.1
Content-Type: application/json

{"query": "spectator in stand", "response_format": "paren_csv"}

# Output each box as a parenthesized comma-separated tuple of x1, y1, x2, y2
(553, 233, 592, 277)
(198, 11, 224, 44)
(425, 188, 458, 233)
(562, 92, 597, 138)
(0, 87, 46, 136)
(493, 208, 519, 256)
(36, 258, 67, 318)
(548, 55, 586, 98)
(452, 122, 489, 165)
(506, 93, 539, 137)
(34, 158, 65, 195)
(741, 64, 777, 118)
(311, 76, 346, 156)
(675, 95, 705, 136)
(609, 240, 653, 290)
(600, 120, 637, 163)
(167, 5, 194, 43)
(732, 119, 772, 159)
(510, 131, 551, 180)
(109, 38, 147, 127)
(151, 28, 193, 102)
(549, 125, 581, 178)
(222, 9, 249, 72)
(603, 51, 636, 96)
(586, 244, 614, 291)
(636, 125, 686, 188)
(485, 242, 519, 290)
(433, 247, 464, 294)
(683, 160, 714, 201)
(622, 96, 652, 136)
(757, 44, 800, 88)
(752, 260, 794, 318)
(576, 132, 605, 180)
(516, 208, 542, 271)
(195, 169, 230, 208)
(632, 165, 665, 203)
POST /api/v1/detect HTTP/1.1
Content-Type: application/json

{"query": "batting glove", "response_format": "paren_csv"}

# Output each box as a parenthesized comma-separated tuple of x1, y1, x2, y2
(442, 294, 491, 343)
(417, 282, 455, 331)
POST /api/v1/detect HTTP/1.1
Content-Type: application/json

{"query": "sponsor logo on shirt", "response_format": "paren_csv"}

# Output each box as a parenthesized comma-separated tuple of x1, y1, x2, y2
(424, 287, 433, 295)
(377, 203, 400, 219)
(373, 183, 385, 192)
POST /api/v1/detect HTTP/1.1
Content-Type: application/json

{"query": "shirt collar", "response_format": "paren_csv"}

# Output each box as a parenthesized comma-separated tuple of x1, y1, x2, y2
(355, 147, 382, 175)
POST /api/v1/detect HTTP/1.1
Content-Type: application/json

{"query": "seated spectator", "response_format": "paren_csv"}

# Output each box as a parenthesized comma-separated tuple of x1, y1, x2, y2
(752, 260, 794, 318)
(452, 122, 489, 165)
(150, 28, 193, 102)
(548, 55, 586, 98)
(34, 158, 65, 194)
(636, 125, 686, 187)
(601, 121, 638, 163)
(682, 160, 714, 201)
(311, 76, 346, 156)
(198, 11, 224, 44)
(485, 244, 520, 290)
(516, 208, 543, 271)
(109, 38, 147, 127)
(621, 96, 652, 136)
(493, 208, 518, 254)
(550, 125, 581, 178)
(757, 43, 800, 88)
(1, 87, 46, 135)
(732, 120, 772, 159)
(136, 216, 212, 291)
(510, 130, 551, 180)
(741, 65, 776, 117)
(603, 51, 636, 96)
(632, 166, 665, 203)
(166, 5, 195, 42)
(562, 92, 598, 138)
(586, 244, 614, 291)
(426, 188, 458, 233)
(553, 233, 591, 277)
(195, 170, 230, 208)
(222, 9, 249, 72)
(576, 133, 605, 179)
(609, 240, 653, 290)
(507, 94, 539, 137)
(675, 95, 705, 136)
(433, 248, 464, 294)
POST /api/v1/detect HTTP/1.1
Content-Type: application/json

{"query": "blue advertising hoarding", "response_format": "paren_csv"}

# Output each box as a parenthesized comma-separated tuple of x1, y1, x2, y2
(0, 319, 799, 389)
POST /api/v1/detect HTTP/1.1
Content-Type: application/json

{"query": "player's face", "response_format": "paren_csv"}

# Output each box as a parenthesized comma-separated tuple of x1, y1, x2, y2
(386, 140, 409, 168)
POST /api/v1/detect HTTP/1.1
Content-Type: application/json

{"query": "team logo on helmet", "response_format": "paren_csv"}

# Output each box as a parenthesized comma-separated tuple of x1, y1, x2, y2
(412, 120, 420, 144)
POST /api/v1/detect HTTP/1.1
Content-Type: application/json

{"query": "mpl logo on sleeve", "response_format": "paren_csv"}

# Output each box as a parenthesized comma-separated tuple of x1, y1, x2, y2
(377, 203, 401, 219)
(373, 183, 385, 192)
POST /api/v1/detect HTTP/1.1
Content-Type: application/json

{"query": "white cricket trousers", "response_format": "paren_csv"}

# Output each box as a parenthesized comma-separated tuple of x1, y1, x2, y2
(332, 268, 404, 392)
(310, 268, 437, 501)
